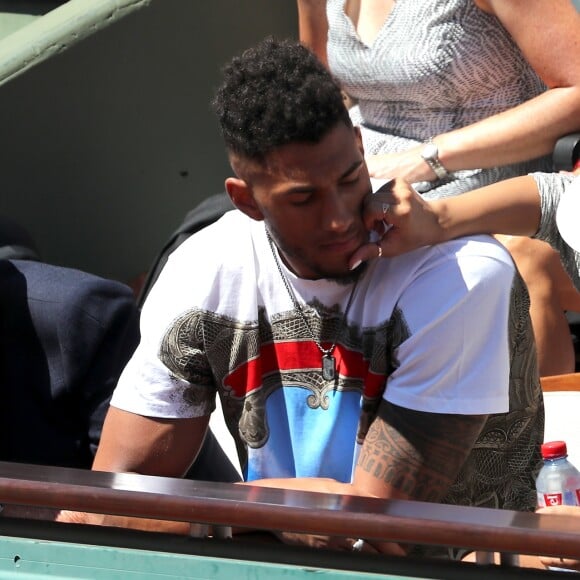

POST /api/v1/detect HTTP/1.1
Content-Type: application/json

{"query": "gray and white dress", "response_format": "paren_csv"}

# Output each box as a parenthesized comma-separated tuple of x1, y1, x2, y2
(327, 0, 552, 198)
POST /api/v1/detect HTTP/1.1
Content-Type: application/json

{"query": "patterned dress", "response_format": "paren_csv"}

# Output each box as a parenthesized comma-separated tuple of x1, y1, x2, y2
(327, 0, 552, 198)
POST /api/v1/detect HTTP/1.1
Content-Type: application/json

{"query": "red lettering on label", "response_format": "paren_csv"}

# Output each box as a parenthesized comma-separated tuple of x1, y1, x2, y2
(543, 493, 563, 506)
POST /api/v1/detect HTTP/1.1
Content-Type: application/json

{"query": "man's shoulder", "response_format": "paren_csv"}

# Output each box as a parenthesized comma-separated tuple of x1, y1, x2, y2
(142, 211, 262, 317)
(169, 209, 258, 264)
(383, 234, 514, 281)
(429, 235, 516, 293)
(434, 234, 513, 266)
(370, 234, 515, 317)
(413, 234, 515, 282)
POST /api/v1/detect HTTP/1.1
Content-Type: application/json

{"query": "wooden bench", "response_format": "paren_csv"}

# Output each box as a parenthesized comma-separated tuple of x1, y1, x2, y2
(0, 461, 579, 578)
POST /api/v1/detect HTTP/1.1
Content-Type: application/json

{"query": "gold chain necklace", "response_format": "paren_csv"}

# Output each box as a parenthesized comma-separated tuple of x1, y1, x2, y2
(266, 230, 360, 381)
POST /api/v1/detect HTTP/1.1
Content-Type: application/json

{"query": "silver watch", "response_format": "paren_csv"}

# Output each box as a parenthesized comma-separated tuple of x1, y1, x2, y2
(421, 140, 449, 180)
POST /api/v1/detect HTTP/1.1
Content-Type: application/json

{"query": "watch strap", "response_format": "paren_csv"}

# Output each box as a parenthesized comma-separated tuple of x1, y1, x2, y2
(422, 140, 450, 180)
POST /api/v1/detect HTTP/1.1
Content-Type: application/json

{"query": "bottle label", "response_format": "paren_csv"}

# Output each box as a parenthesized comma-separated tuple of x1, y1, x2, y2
(538, 492, 564, 507)
(537, 489, 580, 507)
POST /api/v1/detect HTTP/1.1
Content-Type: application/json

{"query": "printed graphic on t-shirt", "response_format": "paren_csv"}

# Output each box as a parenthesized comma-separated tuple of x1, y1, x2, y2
(159, 304, 407, 480)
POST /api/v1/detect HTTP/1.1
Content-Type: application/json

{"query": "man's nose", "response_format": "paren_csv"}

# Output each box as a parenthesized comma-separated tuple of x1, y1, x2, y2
(320, 191, 353, 232)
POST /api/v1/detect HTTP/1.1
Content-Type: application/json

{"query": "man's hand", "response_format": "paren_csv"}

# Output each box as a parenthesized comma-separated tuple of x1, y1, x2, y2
(56, 509, 190, 534)
(275, 531, 404, 555)
(56, 510, 107, 526)
(56, 508, 402, 554)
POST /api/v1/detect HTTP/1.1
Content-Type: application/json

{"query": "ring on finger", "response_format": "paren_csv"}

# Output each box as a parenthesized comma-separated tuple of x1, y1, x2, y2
(352, 538, 365, 552)
(381, 202, 393, 234)
(376, 242, 383, 258)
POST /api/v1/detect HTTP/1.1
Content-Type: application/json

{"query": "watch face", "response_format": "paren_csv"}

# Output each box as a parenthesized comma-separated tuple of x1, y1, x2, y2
(422, 143, 438, 160)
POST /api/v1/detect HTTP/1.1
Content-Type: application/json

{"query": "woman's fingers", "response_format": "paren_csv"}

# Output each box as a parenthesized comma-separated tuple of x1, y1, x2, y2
(351, 178, 436, 268)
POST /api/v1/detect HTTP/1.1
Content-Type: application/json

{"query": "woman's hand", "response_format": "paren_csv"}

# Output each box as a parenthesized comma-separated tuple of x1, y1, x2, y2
(365, 147, 437, 183)
(349, 178, 443, 269)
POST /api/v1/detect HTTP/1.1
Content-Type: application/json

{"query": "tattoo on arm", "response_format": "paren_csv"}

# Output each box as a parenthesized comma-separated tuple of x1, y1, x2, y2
(357, 401, 487, 502)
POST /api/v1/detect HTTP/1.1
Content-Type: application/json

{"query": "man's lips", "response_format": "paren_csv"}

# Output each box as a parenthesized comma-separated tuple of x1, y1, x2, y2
(319, 233, 365, 255)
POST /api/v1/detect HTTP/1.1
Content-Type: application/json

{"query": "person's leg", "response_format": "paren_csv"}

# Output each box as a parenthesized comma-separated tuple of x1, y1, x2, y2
(497, 235, 577, 376)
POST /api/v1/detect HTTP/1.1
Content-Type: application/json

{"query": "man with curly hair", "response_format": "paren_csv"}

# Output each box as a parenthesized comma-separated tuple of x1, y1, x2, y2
(69, 38, 542, 557)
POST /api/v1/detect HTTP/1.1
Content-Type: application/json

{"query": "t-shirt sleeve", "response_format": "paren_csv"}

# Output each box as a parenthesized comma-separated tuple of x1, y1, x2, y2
(111, 239, 217, 419)
(383, 238, 514, 415)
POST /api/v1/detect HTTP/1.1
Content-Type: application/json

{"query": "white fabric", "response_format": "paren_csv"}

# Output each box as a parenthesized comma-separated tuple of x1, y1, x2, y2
(533, 172, 580, 290)
(113, 210, 513, 420)
(543, 391, 580, 469)
(556, 178, 580, 253)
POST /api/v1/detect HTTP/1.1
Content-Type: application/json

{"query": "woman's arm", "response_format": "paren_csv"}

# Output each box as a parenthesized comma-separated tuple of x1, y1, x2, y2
(349, 176, 542, 267)
(296, 0, 329, 65)
(368, 0, 580, 181)
(440, 0, 580, 168)
(430, 175, 543, 241)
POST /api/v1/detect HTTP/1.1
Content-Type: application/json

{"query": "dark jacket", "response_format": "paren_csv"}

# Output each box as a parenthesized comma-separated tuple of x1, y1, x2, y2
(0, 259, 140, 468)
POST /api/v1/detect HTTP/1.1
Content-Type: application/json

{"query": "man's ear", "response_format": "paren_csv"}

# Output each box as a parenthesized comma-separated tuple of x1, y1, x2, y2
(354, 125, 364, 155)
(225, 177, 264, 221)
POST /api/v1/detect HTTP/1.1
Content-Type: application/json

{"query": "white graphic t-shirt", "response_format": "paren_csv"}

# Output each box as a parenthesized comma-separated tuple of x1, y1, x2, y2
(112, 210, 514, 482)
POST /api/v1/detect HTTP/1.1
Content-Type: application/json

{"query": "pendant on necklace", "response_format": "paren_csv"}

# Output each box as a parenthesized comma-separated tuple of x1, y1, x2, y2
(322, 354, 336, 381)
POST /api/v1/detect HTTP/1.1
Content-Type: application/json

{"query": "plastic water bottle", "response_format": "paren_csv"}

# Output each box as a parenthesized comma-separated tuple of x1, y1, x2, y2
(536, 441, 580, 507)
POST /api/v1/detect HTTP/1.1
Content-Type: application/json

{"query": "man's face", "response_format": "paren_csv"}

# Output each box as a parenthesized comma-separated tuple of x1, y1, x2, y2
(235, 123, 371, 280)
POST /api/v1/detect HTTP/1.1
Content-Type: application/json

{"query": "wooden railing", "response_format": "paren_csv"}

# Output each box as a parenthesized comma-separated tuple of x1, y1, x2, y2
(0, 461, 579, 566)
(541, 372, 580, 392)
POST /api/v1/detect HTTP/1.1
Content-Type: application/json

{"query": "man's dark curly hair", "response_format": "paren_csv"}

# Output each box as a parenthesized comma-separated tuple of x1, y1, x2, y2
(213, 37, 351, 160)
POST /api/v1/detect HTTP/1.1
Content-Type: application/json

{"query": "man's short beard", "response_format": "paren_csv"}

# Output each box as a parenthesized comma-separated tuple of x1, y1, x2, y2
(329, 260, 367, 285)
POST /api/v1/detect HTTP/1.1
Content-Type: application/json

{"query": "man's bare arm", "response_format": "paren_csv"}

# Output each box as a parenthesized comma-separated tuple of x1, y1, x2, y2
(354, 401, 487, 503)
(57, 406, 209, 533)
(244, 401, 486, 553)
(92, 406, 208, 477)
(244, 400, 486, 502)
(252, 400, 487, 502)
